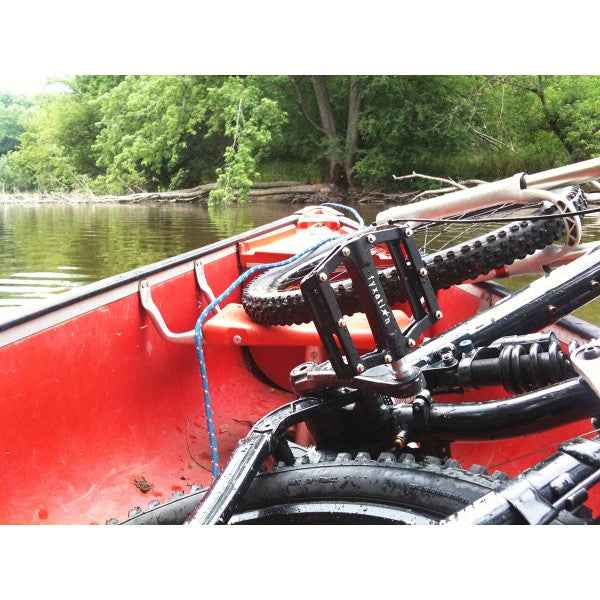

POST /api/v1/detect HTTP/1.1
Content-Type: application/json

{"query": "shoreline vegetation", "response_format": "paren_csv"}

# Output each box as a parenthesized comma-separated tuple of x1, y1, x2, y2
(4, 76, 600, 208)
(3, 178, 600, 206)
(0, 180, 412, 206)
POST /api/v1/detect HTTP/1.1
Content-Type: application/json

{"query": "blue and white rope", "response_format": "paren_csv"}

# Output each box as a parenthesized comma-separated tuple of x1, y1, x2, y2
(194, 235, 340, 480)
(321, 202, 365, 227)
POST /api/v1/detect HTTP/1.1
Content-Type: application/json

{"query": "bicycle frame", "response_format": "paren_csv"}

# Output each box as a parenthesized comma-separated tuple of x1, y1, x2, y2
(376, 157, 600, 225)
(375, 157, 600, 279)
(187, 243, 600, 525)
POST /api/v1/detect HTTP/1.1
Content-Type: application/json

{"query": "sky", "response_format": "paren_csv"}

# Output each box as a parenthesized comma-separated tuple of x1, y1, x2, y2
(2, 1, 598, 99)
(0, 76, 71, 96)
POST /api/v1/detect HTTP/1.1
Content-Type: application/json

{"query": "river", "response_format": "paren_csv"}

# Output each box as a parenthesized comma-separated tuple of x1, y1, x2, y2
(1, 200, 598, 324)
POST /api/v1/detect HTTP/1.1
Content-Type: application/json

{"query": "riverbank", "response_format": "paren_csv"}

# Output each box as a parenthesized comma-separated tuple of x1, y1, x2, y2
(0, 181, 406, 206)
(3, 181, 599, 206)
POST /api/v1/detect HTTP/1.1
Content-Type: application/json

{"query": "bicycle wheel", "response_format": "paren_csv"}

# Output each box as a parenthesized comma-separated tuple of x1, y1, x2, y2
(117, 452, 586, 524)
(242, 186, 586, 326)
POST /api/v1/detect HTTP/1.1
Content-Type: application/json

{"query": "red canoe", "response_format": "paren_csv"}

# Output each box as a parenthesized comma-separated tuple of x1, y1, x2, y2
(0, 205, 598, 524)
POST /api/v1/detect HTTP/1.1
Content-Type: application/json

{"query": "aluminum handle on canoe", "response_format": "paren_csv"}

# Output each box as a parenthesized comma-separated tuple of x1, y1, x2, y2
(139, 280, 195, 344)
(138, 260, 221, 345)
(375, 157, 600, 225)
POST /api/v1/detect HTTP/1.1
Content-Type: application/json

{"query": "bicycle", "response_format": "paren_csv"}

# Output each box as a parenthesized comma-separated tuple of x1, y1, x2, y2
(121, 159, 600, 525)
(242, 158, 600, 326)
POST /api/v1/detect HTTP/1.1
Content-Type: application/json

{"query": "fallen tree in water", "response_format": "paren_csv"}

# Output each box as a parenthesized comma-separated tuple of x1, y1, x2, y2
(4, 175, 599, 206)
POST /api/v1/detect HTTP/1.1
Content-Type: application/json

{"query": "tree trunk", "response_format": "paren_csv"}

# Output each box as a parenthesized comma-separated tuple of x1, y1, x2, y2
(311, 76, 349, 188)
(344, 76, 362, 189)
(535, 76, 575, 157)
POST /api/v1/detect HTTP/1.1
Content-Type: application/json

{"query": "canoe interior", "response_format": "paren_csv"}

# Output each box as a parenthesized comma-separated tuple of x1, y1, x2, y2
(0, 206, 598, 524)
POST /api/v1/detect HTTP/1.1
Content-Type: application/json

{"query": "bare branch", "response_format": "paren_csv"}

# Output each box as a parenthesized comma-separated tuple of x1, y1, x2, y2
(472, 127, 517, 153)
(392, 172, 467, 189)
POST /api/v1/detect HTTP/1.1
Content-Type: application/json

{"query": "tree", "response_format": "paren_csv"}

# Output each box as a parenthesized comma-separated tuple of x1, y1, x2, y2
(291, 75, 364, 188)
(0, 95, 33, 156)
(3, 91, 101, 190)
(206, 77, 287, 203)
(93, 75, 287, 201)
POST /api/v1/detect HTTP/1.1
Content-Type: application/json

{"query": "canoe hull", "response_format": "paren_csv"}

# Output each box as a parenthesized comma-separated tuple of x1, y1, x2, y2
(1, 207, 598, 524)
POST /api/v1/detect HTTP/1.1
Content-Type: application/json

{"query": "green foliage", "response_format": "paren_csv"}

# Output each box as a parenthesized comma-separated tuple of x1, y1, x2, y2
(255, 161, 325, 183)
(206, 77, 287, 204)
(353, 76, 478, 184)
(2, 89, 101, 191)
(0, 95, 33, 156)
(2, 75, 600, 197)
(93, 75, 217, 192)
(544, 76, 600, 160)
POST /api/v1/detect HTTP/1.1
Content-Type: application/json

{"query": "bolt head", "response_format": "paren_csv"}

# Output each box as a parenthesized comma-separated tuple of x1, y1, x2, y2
(233, 335, 242, 344)
(442, 352, 454, 365)
(319, 272, 328, 282)
(342, 247, 351, 257)
(435, 310, 443, 319)
(591, 280, 599, 290)
(384, 354, 393, 364)
(337, 318, 346, 328)
(407, 338, 416, 348)
(356, 363, 365, 374)
(547, 305, 557, 314)
(582, 346, 600, 360)
(419, 267, 428, 277)
(367, 234, 376, 244)
(405, 228, 413, 237)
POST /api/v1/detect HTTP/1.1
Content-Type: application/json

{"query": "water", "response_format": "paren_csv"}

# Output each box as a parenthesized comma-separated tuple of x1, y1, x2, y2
(1, 200, 599, 325)
(0, 201, 307, 320)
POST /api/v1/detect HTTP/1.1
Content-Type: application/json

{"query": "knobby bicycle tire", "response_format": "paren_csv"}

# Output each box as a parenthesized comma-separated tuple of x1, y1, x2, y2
(242, 186, 587, 326)
(117, 452, 586, 525)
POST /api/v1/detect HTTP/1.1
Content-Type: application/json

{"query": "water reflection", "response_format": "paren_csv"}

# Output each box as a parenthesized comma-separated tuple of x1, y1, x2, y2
(0, 201, 298, 318)
(0, 202, 599, 325)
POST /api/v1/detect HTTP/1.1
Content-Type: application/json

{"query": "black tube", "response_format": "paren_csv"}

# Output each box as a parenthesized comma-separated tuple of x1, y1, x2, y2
(394, 378, 598, 441)
(407, 246, 600, 369)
